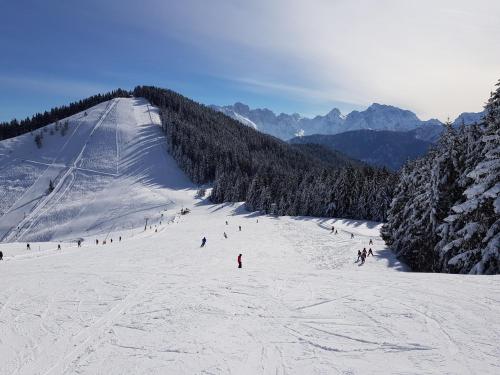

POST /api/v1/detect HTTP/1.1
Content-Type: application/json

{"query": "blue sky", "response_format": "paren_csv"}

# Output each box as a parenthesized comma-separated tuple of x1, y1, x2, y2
(1, 0, 499, 122)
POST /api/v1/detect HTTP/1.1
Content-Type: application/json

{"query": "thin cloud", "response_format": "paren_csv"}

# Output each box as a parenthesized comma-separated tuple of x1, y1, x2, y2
(0, 75, 113, 97)
(228, 77, 364, 111)
(146, 0, 500, 120)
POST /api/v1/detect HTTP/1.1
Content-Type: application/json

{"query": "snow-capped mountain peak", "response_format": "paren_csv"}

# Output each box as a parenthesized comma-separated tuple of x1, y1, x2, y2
(211, 101, 484, 142)
(232, 102, 251, 115)
(325, 108, 342, 121)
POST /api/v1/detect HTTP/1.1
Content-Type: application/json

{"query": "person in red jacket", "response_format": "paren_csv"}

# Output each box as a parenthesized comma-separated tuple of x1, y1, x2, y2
(237, 254, 242, 268)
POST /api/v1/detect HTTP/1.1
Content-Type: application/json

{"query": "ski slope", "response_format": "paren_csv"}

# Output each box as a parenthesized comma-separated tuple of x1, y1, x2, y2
(0, 97, 194, 242)
(1, 206, 499, 374)
(0, 98, 498, 374)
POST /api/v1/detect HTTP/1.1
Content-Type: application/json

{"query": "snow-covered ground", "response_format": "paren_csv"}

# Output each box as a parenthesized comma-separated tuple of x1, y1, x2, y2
(0, 97, 194, 243)
(0, 99, 498, 374)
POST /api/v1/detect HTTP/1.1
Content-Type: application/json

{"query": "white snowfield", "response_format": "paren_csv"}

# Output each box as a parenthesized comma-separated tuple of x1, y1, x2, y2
(0, 97, 193, 243)
(0, 99, 499, 375)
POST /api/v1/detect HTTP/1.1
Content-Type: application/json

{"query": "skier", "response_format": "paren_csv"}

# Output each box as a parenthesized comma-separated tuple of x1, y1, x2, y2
(356, 250, 362, 262)
(57, 244, 61, 250)
(77, 240, 81, 248)
(239, 225, 241, 232)
(368, 248, 374, 257)
(225, 221, 228, 225)
(362, 248, 367, 257)
(223, 232, 228, 239)
(331, 225, 335, 233)
(119, 236, 122, 242)
(201, 237, 207, 247)
(237, 254, 242, 268)
(256, 219, 259, 223)
(361, 249, 367, 263)
(335, 230, 338, 235)
(110, 238, 113, 243)
(0, 250, 3, 261)
(26, 243, 31, 251)
(351, 233, 354, 239)
(96, 239, 99, 245)
(369, 239, 373, 245)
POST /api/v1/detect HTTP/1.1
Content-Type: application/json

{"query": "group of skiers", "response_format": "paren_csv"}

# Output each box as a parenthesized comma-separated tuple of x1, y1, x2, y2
(330, 224, 376, 266)
(357, 247, 374, 264)
(95, 236, 121, 246)
(22, 236, 124, 254)
(1, 218, 378, 272)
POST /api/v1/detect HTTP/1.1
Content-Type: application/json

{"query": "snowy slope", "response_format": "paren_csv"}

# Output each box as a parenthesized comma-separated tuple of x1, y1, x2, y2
(0, 97, 498, 374)
(0, 202, 498, 374)
(0, 98, 195, 242)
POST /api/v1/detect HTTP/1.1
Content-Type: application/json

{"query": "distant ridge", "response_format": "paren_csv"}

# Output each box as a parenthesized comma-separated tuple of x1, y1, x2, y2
(211, 102, 484, 141)
(290, 130, 432, 170)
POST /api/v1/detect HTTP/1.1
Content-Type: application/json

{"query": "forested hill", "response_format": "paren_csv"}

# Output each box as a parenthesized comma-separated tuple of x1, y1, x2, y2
(133, 85, 396, 221)
(290, 130, 433, 170)
(382, 81, 500, 275)
(290, 143, 366, 169)
(0, 89, 129, 141)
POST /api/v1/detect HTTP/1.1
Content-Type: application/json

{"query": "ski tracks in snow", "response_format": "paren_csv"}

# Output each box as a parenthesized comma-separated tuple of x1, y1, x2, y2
(1, 98, 498, 374)
(41, 276, 157, 375)
(4, 100, 118, 242)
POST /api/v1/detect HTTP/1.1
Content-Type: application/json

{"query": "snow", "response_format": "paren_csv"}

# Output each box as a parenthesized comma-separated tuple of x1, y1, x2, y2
(0, 98, 499, 374)
(213, 102, 484, 143)
(0, 98, 194, 242)
(233, 112, 258, 130)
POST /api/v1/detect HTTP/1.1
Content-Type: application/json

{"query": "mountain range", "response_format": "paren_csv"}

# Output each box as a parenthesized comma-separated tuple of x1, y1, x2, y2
(211, 102, 484, 142)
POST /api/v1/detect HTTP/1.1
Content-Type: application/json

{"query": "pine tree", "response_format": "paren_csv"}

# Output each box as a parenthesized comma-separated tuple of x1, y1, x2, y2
(384, 79, 500, 274)
(195, 188, 207, 198)
(438, 81, 500, 274)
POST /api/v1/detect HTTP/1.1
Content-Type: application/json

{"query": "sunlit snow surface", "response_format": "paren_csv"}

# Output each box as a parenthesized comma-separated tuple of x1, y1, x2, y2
(0, 99, 498, 374)
(0, 98, 194, 242)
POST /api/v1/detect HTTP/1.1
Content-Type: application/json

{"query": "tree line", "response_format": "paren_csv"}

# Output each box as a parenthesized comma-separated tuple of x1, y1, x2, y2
(0, 89, 129, 141)
(382, 81, 499, 274)
(133, 85, 396, 222)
